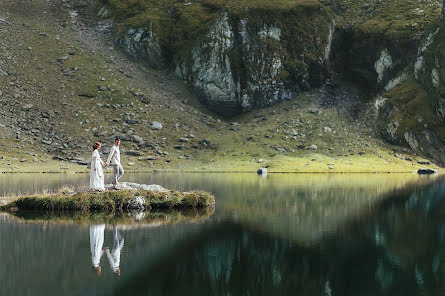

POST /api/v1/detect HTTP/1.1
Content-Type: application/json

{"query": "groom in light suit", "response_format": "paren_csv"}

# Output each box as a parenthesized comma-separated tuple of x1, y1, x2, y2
(107, 137, 124, 189)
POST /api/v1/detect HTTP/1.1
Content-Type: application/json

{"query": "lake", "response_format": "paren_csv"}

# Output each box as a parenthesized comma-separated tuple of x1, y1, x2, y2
(0, 173, 443, 295)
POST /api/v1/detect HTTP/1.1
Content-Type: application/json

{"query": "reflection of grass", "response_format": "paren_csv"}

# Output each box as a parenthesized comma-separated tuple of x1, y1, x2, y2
(215, 173, 440, 243)
(3, 208, 214, 226)
(1, 188, 215, 212)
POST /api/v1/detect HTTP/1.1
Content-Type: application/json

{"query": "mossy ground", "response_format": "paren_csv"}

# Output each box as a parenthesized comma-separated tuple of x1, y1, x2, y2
(1, 188, 215, 212)
(329, 0, 441, 40)
(378, 75, 443, 140)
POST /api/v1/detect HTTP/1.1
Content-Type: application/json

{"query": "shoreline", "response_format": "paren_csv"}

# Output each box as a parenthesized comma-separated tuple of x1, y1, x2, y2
(0, 169, 442, 174)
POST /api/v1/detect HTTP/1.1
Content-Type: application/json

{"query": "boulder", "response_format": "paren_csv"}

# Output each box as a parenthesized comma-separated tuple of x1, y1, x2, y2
(151, 121, 163, 130)
(111, 182, 169, 192)
(257, 168, 267, 175)
(417, 168, 439, 175)
(127, 196, 146, 210)
(22, 104, 33, 111)
(132, 135, 144, 144)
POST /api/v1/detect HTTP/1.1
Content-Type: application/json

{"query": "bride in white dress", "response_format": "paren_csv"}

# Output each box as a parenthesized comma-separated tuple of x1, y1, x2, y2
(90, 142, 107, 191)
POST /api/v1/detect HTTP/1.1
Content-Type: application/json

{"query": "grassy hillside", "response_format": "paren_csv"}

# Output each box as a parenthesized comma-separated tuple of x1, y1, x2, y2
(0, 0, 442, 173)
(328, 0, 441, 39)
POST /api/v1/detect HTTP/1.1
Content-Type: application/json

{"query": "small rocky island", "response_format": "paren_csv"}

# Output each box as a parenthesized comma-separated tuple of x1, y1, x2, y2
(0, 183, 215, 213)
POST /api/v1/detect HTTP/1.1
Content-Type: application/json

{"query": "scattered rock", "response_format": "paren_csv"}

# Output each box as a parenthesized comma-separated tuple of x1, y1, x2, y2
(418, 161, 431, 165)
(22, 104, 33, 111)
(132, 135, 144, 144)
(151, 121, 163, 130)
(126, 150, 143, 156)
(179, 138, 189, 143)
(323, 127, 332, 133)
(306, 144, 318, 151)
(138, 155, 158, 161)
(41, 111, 50, 118)
(127, 162, 135, 166)
(57, 56, 69, 63)
(258, 159, 264, 163)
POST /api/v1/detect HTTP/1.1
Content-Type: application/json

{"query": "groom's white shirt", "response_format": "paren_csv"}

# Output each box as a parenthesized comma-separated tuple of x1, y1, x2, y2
(107, 145, 120, 165)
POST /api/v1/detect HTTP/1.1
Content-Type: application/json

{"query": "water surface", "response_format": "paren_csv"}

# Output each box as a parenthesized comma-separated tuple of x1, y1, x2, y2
(0, 173, 442, 295)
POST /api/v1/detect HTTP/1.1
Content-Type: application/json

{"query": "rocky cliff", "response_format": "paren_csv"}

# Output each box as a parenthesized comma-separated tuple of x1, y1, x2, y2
(98, 0, 445, 165)
(100, 0, 334, 115)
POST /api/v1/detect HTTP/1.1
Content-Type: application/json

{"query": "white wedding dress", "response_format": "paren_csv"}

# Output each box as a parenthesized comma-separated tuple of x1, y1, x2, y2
(90, 150, 105, 191)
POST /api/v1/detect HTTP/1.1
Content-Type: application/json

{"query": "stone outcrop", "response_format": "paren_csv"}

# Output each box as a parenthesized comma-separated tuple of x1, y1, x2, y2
(105, 182, 169, 192)
(105, 4, 333, 116)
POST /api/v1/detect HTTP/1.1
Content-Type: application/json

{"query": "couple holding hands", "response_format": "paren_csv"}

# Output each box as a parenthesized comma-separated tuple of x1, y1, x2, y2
(90, 137, 124, 191)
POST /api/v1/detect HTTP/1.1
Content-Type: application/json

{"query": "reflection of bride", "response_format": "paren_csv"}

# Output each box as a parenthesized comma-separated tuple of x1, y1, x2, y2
(106, 226, 125, 276)
(89, 224, 105, 275)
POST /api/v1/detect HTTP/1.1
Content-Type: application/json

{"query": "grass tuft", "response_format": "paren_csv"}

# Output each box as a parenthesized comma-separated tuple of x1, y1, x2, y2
(1, 189, 215, 213)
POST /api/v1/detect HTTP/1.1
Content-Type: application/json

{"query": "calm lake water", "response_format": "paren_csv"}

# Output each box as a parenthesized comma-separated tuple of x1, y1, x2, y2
(0, 173, 443, 295)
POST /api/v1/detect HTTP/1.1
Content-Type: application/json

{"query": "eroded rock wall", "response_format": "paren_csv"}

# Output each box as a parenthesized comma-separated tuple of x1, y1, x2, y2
(104, 4, 333, 116)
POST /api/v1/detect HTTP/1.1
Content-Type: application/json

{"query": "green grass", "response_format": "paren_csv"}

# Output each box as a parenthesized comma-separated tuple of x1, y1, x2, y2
(1, 189, 215, 212)
(331, 0, 441, 39)
(381, 75, 441, 140)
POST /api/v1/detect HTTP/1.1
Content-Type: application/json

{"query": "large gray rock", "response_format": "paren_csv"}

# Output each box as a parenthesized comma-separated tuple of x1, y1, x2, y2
(107, 182, 169, 192)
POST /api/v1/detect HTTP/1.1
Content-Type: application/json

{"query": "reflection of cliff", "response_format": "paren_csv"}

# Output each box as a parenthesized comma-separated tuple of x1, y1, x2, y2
(131, 173, 437, 243)
(116, 177, 445, 295)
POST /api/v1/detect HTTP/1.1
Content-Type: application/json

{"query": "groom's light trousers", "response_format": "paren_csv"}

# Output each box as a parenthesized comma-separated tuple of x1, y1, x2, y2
(113, 163, 124, 186)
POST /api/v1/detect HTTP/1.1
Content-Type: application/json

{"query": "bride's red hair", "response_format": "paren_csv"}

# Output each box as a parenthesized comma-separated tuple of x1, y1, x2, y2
(93, 142, 101, 151)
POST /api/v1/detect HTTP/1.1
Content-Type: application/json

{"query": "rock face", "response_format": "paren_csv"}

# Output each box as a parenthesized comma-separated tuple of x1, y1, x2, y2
(116, 25, 163, 69)
(181, 11, 305, 115)
(330, 30, 417, 91)
(404, 130, 445, 166)
(108, 4, 333, 116)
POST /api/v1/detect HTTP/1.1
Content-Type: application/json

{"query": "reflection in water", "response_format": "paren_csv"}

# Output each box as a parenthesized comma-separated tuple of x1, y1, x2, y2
(90, 224, 105, 275)
(106, 226, 124, 276)
(0, 173, 443, 295)
(89, 225, 124, 277)
(115, 178, 445, 296)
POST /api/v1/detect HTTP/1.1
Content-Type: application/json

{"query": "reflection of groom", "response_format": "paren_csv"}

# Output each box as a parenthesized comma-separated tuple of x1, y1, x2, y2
(107, 137, 124, 190)
(106, 226, 125, 276)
